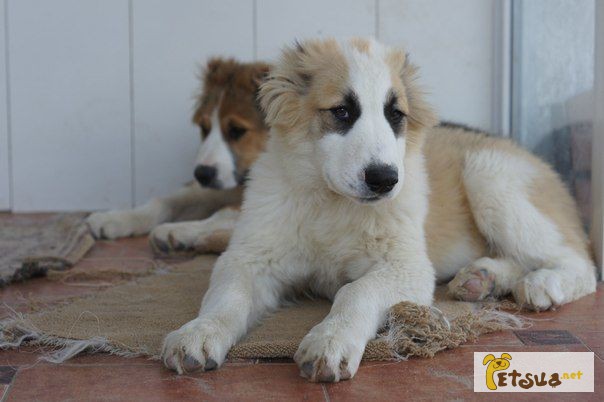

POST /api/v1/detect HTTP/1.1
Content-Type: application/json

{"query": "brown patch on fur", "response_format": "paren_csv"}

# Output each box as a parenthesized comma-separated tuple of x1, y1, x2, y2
(528, 163, 592, 260)
(259, 39, 349, 135)
(424, 127, 489, 275)
(259, 38, 437, 152)
(424, 125, 593, 276)
(196, 229, 232, 254)
(193, 58, 271, 176)
(318, 110, 345, 135)
(385, 50, 438, 153)
(349, 37, 371, 54)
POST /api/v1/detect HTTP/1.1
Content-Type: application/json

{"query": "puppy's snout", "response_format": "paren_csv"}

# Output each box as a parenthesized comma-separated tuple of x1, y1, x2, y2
(194, 165, 217, 187)
(364, 164, 398, 194)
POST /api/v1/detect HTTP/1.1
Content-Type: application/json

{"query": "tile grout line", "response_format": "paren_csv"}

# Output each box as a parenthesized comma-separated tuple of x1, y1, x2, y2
(0, 369, 16, 402)
(128, 0, 136, 208)
(4, 0, 14, 210)
(321, 384, 330, 402)
(573, 332, 602, 359)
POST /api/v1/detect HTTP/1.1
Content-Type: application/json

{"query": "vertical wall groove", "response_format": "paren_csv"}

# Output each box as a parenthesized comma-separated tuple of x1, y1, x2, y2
(253, 0, 258, 60)
(374, 0, 380, 40)
(4, 0, 13, 210)
(491, 0, 512, 137)
(128, 0, 136, 207)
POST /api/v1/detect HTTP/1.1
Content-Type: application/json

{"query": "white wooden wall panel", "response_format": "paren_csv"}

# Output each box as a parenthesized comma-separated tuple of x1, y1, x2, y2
(256, 0, 377, 61)
(132, 0, 254, 205)
(379, 0, 496, 132)
(2, 0, 501, 211)
(8, 0, 131, 211)
(0, 0, 10, 209)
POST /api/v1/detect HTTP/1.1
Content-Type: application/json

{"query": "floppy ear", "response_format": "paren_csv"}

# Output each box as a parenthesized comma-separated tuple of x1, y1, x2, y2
(247, 63, 272, 126)
(501, 353, 512, 361)
(483, 354, 495, 366)
(388, 50, 438, 132)
(251, 63, 271, 89)
(401, 60, 438, 131)
(203, 57, 235, 86)
(258, 42, 310, 130)
(192, 58, 235, 125)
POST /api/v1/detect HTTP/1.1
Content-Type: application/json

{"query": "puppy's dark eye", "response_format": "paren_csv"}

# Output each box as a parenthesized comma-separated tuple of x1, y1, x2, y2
(330, 106, 350, 122)
(200, 125, 210, 138)
(389, 109, 406, 125)
(228, 125, 247, 141)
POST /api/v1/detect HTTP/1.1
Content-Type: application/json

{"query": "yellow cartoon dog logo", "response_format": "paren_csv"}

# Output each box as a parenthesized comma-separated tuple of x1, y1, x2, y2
(483, 353, 512, 390)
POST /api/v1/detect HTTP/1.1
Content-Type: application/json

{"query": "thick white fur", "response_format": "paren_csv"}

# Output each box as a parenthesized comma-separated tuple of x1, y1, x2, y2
(318, 45, 405, 202)
(161, 38, 596, 383)
(195, 108, 239, 189)
(457, 149, 596, 309)
(162, 40, 435, 382)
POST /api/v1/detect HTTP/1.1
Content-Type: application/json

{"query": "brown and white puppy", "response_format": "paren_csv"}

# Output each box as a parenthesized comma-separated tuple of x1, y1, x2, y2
(161, 38, 596, 383)
(87, 59, 270, 251)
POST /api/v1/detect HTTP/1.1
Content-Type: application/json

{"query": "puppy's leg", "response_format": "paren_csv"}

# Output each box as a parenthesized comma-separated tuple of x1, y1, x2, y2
(150, 207, 239, 254)
(463, 150, 597, 310)
(295, 256, 434, 382)
(448, 257, 526, 301)
(87, 183, 241, 239)
(161, 249, 293, 373)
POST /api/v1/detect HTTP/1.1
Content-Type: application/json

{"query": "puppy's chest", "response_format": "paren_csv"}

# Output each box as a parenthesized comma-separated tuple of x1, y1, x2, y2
(297, 205, 398, 273)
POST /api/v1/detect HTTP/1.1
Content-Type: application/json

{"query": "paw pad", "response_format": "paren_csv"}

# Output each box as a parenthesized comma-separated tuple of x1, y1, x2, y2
(449, 267, 495, 302)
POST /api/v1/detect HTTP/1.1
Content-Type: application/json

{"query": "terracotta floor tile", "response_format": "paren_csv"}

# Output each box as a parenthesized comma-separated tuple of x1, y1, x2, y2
(515, 286, 604, 332)
(83, 237, 154, 260)
(0, 347, 41, 367)
(460, 329, 524, 347)
(466, 344, 591, 353)
(0, 347, 161, 369)
(325, 348, 476, 401)
(5, 362, 326, 402)
(0, 366, 17, 384)
(1, 213, 603, 400)
(513, 330, 581, 345)
(0, 385, 9, 400)
(326, 345, 601, 401)
(0, 212, 56, 224)
(575, 331, 604, 360)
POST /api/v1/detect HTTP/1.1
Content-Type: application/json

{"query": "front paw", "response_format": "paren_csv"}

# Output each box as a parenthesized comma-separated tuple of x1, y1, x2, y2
(161, 318, 232, 374)
(150, 222, 231, 254)
(150, 222, 197, 253)
(513, 269, 565, 311)
(294, 322, 364, 383)
(448, 264, 495, 302)
(87, 211, 144, 239)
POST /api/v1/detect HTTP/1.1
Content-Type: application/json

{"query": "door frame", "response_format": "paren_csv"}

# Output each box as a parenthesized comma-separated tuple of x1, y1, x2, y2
(591, 0, 604, 279)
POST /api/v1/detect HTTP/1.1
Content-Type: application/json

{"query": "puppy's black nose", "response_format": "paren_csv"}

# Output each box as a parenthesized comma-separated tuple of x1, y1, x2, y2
(194, 165, 217, 187)
(364, 164, 398, 194)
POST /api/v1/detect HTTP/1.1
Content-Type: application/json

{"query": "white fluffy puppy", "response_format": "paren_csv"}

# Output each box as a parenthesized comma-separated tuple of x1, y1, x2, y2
(162, 38, 596, 382)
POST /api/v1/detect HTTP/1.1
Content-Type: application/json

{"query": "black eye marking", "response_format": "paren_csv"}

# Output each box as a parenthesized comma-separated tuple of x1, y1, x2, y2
(384, 92, 407, 136)
(227, 125, 247, 141)
(322, 91, 361, 135)
(200, 124, 210, 139)
(330, 106, 350, 121)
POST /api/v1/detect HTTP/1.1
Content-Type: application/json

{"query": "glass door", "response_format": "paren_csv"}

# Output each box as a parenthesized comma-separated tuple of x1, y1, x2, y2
(510, 0, 602, 277)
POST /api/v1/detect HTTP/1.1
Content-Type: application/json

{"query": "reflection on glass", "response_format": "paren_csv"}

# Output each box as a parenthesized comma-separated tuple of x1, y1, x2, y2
(512, 0, 595, 225)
